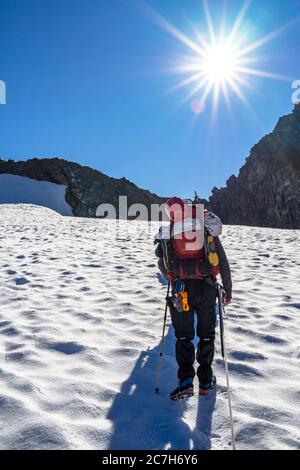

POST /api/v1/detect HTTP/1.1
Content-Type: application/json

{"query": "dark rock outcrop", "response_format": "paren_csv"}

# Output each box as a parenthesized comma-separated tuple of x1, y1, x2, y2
(209, 104, 300, 229)
(0, 157, 165, 218)
(1, 104, 299, 227)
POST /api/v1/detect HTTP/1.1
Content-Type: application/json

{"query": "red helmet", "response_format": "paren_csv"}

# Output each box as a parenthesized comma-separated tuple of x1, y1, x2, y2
(164, 197, 185, 222)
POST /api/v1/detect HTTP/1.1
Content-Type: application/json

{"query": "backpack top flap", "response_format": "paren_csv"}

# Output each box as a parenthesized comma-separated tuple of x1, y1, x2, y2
(204, 212, 222, 237)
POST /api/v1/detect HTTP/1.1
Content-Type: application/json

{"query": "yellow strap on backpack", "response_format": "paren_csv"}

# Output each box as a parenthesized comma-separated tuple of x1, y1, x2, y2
(207, 235, 219, 267)
(208, 252, 219, 267)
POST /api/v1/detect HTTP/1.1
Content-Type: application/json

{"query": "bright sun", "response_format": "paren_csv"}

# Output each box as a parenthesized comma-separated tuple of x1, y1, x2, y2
(203, 44, 238, 83)
(145, 0, 286, 117)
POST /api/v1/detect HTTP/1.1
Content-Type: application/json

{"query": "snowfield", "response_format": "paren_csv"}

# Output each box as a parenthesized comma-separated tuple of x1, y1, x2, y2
(0, 174, 72, 216)
(0, 204, 299, 450)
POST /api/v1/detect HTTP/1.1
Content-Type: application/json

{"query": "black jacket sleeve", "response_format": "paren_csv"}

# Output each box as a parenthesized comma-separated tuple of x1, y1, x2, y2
(215, 237, 232, 299)
(154, 241, 168, 279)
(155, 242, 163, 259)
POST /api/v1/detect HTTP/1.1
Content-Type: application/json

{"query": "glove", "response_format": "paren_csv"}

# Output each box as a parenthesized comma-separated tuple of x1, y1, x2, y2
(222, 290, 232, 306)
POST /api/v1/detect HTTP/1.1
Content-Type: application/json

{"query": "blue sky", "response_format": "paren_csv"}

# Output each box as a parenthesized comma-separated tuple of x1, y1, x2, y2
(0, 0, 299, 198)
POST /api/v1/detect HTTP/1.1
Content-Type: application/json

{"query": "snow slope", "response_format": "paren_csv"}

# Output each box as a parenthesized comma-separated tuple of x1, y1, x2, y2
(0, 174, 72, 216)
(0, 204, 299, 450)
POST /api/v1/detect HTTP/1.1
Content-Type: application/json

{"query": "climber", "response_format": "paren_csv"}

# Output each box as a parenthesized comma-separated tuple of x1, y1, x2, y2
(155, 196, 232, 400)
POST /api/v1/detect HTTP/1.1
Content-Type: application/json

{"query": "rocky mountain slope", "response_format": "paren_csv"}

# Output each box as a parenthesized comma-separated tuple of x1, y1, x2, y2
(209, 104, 300, 229)
(0, 157, 164, 218)
(1, 105, 299, 227)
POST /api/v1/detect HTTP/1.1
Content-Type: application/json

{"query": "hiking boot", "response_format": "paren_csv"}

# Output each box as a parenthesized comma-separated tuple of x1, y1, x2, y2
(170, 378, 194, 401)
(199, 375, 217, 396)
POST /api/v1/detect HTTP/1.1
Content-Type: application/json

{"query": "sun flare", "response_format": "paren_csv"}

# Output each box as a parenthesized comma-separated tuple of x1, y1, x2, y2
(202, 43, 239, 84)
(144, 0, 288, 117)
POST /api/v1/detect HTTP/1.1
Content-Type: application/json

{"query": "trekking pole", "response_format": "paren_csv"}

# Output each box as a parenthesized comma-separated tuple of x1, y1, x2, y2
(217, 284, 237, 451)
(155, 281, 171, 394)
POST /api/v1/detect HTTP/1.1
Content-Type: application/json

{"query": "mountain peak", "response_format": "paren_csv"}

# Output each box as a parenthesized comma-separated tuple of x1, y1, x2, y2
(0, 157, 165, 218)
(209, 105, 300, 229)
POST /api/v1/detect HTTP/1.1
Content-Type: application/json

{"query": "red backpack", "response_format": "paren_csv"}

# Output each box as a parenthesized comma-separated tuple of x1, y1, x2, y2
(164, 197, 220, 281)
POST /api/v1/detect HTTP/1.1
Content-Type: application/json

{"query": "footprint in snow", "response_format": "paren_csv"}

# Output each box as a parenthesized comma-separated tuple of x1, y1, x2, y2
(5, 352, 25, 362)
(1, 327, 19, 337)
(15, 277, 30, 286)
(230, 351, 267, 362)
(43, 341, 84, 355)
(275, 314, 292, 321)
(288, 303, 300, 310)
(215, 358, 264, 378)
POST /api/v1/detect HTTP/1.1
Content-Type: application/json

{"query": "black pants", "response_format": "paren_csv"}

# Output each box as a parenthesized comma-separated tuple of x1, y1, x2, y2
(170, 280, 217, 385)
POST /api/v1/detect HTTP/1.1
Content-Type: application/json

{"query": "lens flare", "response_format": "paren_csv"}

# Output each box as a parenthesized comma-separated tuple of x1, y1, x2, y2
(143, 0, 292, 118)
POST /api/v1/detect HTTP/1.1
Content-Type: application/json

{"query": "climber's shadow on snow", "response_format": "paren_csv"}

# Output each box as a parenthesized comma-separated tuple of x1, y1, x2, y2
(107, 326, 217, 450)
